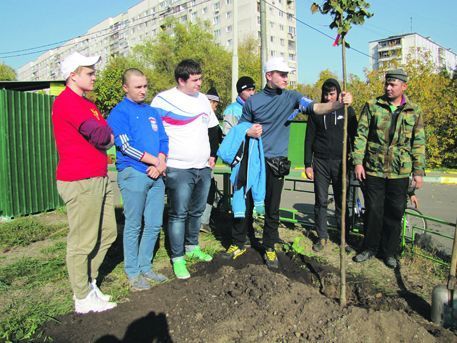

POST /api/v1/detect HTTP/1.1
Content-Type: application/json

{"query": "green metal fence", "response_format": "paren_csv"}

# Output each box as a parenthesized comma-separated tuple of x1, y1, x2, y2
(288, 121, 307, 168)
(0, 89, 62, 218)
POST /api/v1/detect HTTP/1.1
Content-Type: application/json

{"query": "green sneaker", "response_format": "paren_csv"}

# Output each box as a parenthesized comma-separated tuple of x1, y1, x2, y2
(173, 259, 190, 279)
(185, 246, 213, 262)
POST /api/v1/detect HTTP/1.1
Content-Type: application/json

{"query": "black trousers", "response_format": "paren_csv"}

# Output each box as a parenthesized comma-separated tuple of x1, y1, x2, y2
(363, 175, 409, 257)
(313, 157, 344, 240)
(232, 190, 255, 247)
(231, 163, 284, 249)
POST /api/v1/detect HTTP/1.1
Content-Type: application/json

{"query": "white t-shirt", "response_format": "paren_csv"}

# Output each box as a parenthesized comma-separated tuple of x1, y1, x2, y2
(151, 87, 219, 169)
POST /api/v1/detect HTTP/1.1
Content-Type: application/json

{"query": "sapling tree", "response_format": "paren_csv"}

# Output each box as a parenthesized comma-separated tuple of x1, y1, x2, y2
(310, 0, 373, 306)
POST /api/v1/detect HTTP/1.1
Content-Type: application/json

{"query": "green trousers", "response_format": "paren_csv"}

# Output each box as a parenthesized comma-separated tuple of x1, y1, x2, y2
(57, 177, 117, 299)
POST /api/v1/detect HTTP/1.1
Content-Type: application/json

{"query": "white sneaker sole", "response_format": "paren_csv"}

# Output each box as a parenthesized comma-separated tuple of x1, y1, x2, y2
(75, 302, 117, 314)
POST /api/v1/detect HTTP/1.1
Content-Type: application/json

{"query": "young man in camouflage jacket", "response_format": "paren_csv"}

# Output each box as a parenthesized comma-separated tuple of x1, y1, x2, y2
(352, 69, 425, 269)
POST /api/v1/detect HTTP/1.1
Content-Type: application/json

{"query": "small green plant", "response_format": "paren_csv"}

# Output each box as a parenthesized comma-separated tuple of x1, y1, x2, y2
(282, 236, 315, 258)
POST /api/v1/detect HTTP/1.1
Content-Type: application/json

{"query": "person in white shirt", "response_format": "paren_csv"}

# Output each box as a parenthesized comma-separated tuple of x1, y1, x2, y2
(151, 59, 218, 279)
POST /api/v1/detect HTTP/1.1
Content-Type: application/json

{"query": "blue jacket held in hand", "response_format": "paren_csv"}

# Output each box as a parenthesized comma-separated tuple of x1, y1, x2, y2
(217, 122, 266, 218)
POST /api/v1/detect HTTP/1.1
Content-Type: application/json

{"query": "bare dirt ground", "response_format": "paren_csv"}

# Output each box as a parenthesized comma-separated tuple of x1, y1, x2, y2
(43, 246, 457, 343)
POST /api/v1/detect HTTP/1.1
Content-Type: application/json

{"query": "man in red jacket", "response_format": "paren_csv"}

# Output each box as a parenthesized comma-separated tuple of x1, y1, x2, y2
(52, 52, 117, 314)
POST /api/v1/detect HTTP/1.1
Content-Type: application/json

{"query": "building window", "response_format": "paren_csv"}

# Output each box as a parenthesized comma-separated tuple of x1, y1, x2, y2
(214, 29, 221, 37)
(270, 50, 275, 57)
(270, 36, 274, 43)
(226, 0, 232, 4)
(280, 38, 285, 46)
(288, 40, 295, 50)
(289, 53, 295, 61)
(226, 25, 232, 32)
(288, 13, 293, 21)
(226, 11, 231, 19)
(214, 2, 220, 11)
(202, 7, 208, 14)
(227, 39, 232, 47)
(214, 15, 220, 24)
(270, 21, 274, 29)
(279, 11, 284, 17)
(280, 24, 284, 31)
(288, 26, 296, 35)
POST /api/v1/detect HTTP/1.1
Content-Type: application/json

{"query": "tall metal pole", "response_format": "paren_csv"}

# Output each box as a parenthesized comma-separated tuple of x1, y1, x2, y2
(260, 0, 267, 88)
(231, 0, 239, 102)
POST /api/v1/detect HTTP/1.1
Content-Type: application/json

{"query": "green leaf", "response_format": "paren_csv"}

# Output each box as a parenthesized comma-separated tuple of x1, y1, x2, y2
(310, 3, 320, 13)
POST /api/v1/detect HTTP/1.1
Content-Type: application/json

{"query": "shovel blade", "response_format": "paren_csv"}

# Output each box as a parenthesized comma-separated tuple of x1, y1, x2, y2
(431, 285, 457, 327)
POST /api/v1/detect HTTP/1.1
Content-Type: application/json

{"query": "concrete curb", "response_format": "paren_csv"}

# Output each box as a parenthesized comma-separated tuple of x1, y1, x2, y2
(292, 169, 457, 185)
(423, 176, 457, 184)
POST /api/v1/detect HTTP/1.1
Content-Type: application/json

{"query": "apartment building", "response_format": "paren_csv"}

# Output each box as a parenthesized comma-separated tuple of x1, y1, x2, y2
(369, 33, 457, 74)
(18, 0, 298, 85)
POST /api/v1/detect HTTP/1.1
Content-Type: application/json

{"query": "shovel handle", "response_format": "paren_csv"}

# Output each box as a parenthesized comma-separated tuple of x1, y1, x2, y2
(448, 218, 457, 288)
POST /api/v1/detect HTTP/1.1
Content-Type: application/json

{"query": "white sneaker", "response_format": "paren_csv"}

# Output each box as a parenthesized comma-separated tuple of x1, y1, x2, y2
(74, 289, 117, 314)
(91, 279, 111, 301)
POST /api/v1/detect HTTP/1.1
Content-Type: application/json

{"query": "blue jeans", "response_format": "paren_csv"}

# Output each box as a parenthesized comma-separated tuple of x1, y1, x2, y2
(118, 167, 165, 279)
(165, 167, 211, 260)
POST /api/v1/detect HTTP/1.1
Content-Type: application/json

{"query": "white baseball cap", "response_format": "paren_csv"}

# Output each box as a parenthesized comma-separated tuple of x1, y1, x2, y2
(264, 57, 292, 73)
(61, 52, 101, 79)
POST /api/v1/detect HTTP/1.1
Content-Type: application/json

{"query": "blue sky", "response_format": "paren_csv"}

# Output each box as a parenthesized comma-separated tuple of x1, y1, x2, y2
(296, 0, 457, 83)
(1, 0, 456, 84)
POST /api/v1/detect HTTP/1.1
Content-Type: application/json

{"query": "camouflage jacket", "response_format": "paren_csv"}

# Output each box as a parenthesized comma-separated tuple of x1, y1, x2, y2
(352, 95, 425, 179)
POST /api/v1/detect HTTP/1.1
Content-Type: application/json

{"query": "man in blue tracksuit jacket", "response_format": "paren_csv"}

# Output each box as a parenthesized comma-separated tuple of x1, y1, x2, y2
(108, 68, 169, 291)
(222, 57, 353, 268)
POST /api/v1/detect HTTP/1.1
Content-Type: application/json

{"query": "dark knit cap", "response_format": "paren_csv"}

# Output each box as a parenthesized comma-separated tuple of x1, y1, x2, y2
(236, 76, 256, 94)
(321, 78, 341, 102)
(386, 69, 408, 82)
(206, 87, 220, 102)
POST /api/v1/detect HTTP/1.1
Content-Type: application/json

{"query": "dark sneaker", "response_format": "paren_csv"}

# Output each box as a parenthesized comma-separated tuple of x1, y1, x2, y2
(200, 224, 211, 233)
(344, 244, 355, 254)
(129, 275, 151, 291)
(353, 250, 375, 263)
(265, 248, 279, 269)
(312, 239, 327, 252)
(384, 256, 398, 269)
(222, 244, 247, 260)
(142, 271, 168, 283)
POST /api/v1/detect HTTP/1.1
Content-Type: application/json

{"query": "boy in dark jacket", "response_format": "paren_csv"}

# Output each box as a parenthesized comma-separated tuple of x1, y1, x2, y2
(304, 78, 357, 251)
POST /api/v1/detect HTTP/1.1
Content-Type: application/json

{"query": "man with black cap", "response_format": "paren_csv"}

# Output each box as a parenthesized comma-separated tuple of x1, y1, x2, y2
(352, 68, 426, 269)
(222, 76, 256, 136)
(219, 77, 257, 245)
(305, 78, 357, 252)
(200, 86, 223, 233)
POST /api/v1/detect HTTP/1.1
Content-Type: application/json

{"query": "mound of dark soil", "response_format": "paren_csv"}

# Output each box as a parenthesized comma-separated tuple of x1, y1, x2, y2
(42, 249, 456, 342)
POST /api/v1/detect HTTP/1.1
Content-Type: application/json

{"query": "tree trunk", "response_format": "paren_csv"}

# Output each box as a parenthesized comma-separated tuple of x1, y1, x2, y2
(340, 36, 348, 307)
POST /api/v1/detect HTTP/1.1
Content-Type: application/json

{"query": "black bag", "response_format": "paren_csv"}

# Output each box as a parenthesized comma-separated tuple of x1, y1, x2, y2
(265, 156, 291, 177)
